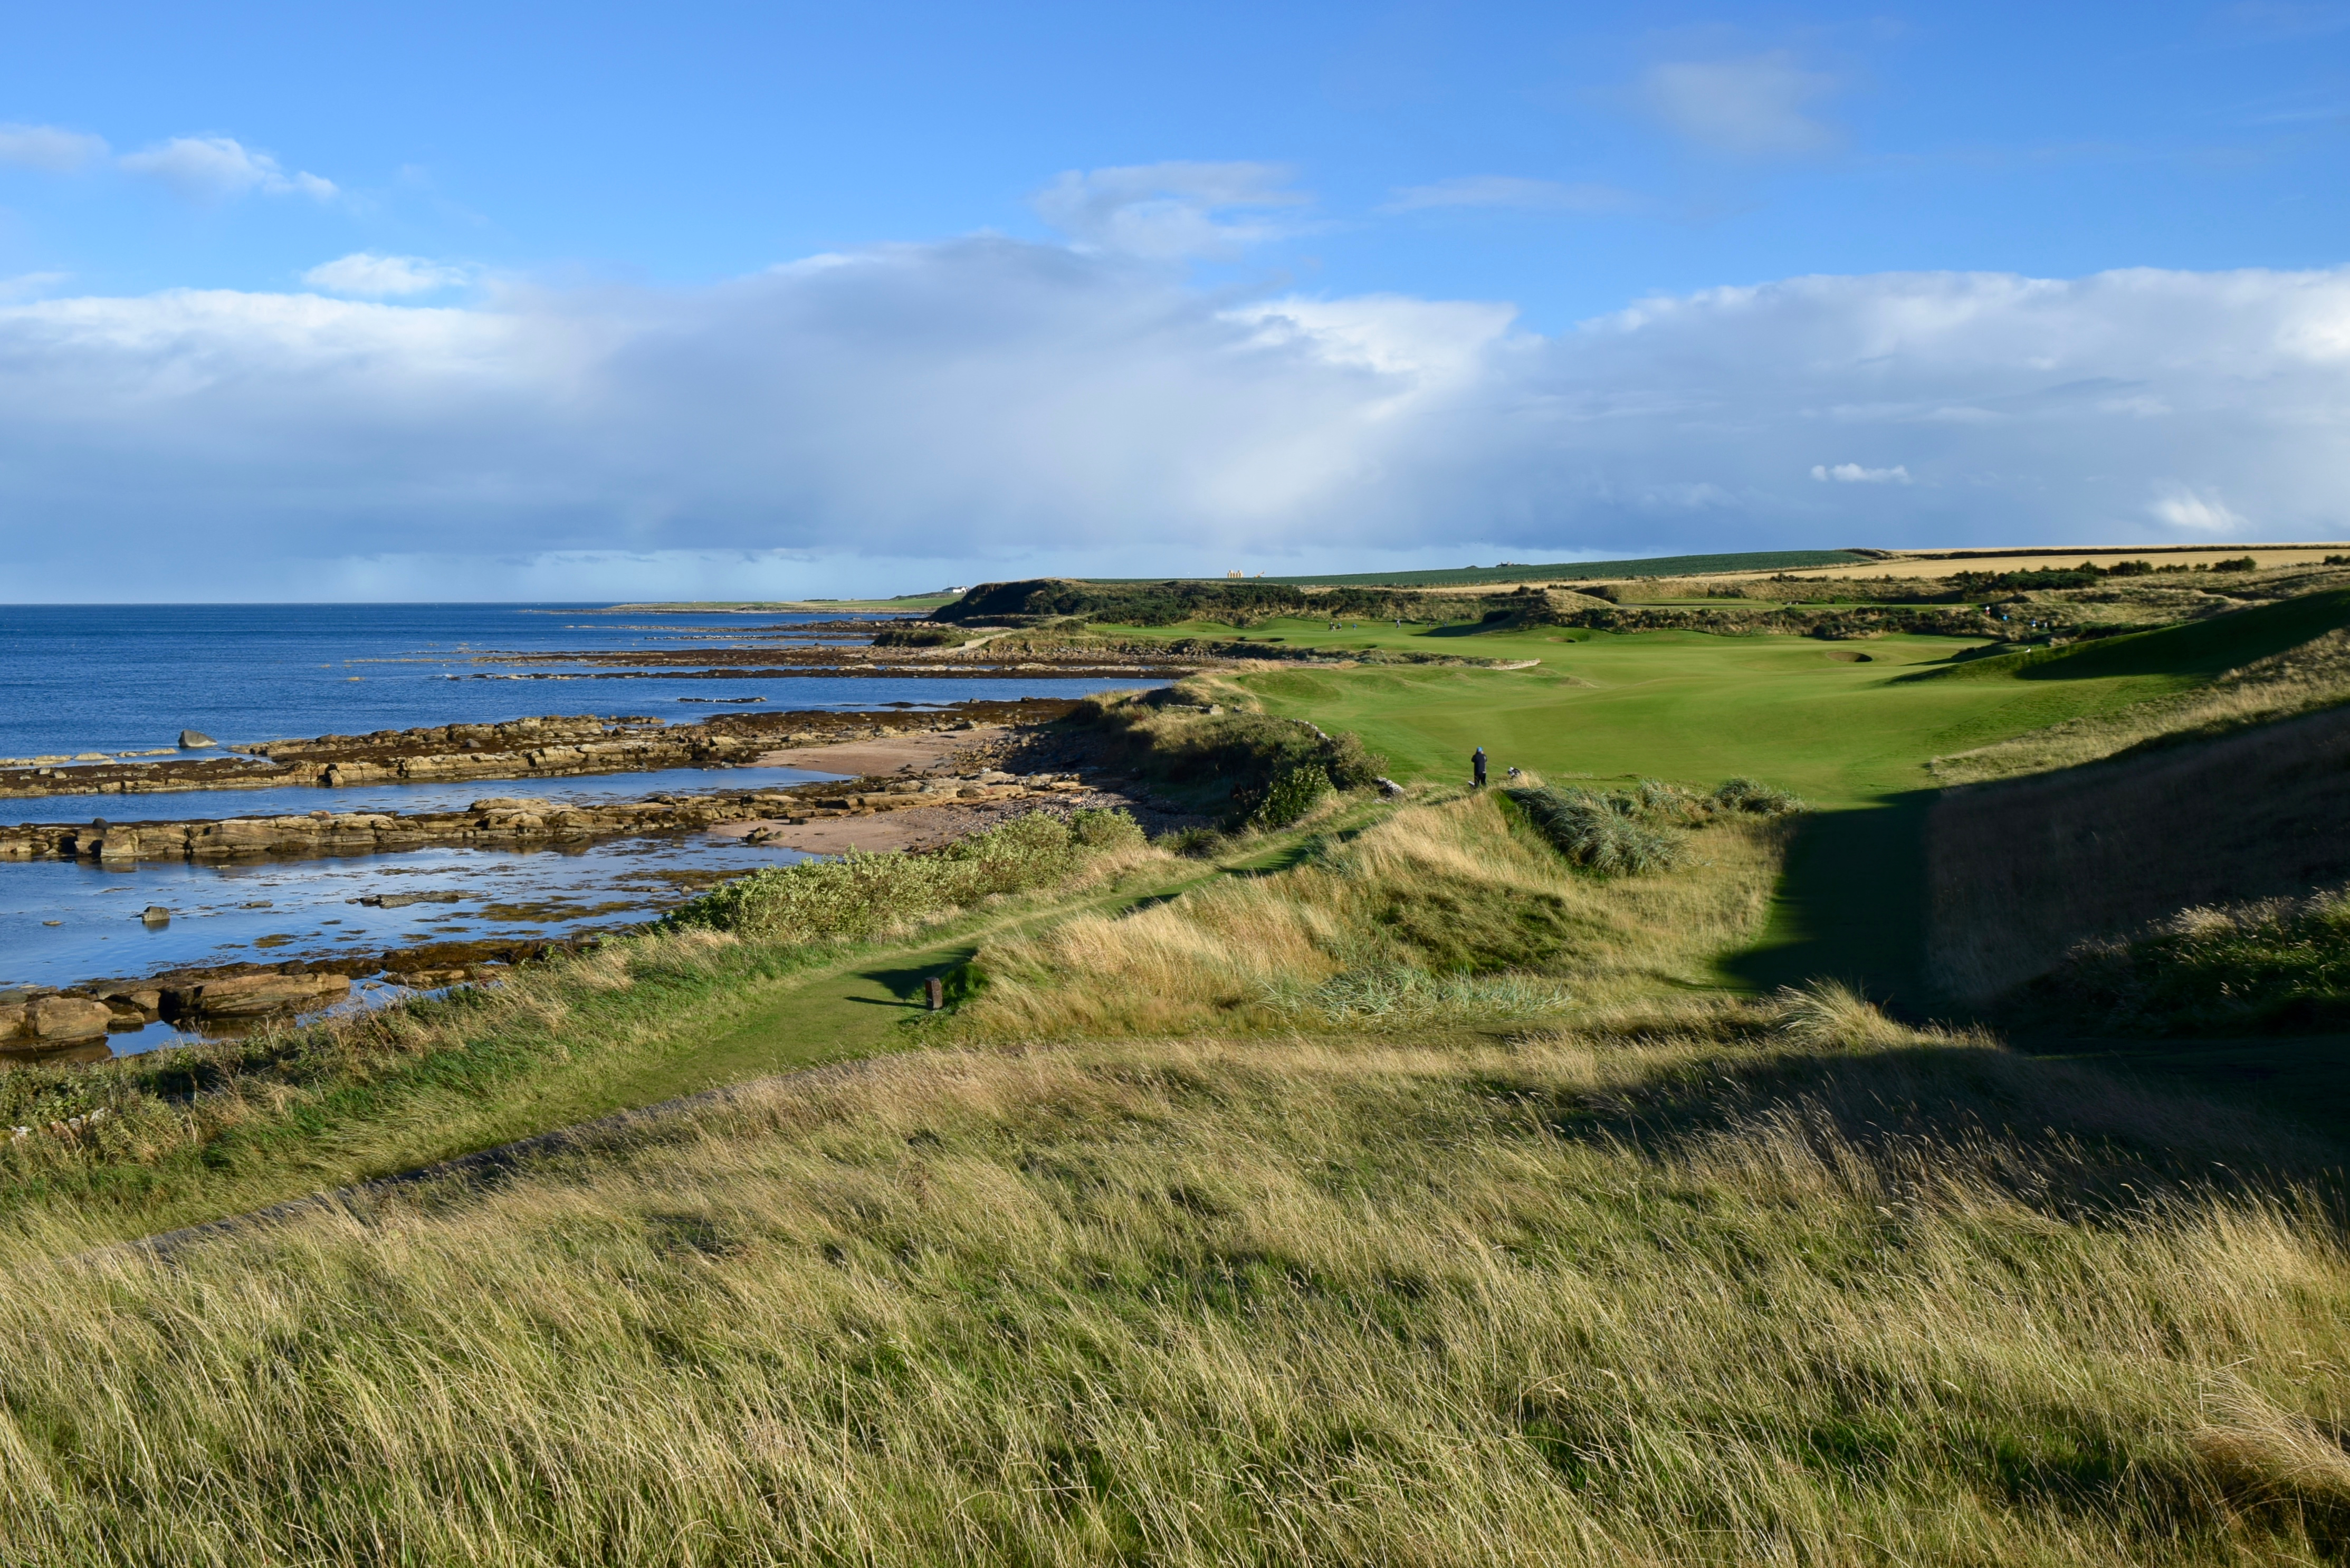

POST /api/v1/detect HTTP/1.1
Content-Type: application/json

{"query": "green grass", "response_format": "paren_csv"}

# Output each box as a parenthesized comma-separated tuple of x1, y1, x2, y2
(8, 710, 2350, 1562)
(0, 827, 1278, 1255)
(1907, 587, 2350, 686)
(1101, 602, 2332, 1010)
(1116, 617, 2180, 808)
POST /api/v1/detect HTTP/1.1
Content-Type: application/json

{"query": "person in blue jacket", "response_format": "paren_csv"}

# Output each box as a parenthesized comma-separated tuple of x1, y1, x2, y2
(1472, 746, 1488, 787)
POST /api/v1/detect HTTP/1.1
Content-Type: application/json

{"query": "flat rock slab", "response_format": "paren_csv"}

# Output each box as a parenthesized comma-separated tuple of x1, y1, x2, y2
(708, 804, 987, 855)
(751, 727, 998, 778)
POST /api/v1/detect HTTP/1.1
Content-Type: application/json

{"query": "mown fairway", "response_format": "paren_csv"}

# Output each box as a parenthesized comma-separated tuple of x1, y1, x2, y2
(1106, 616, 2199, 807)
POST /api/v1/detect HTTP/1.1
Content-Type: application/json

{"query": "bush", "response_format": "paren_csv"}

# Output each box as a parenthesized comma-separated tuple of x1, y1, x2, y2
(664, 809, 1143, 940)
(1157, 825, 1225, 858)
(869, 625, 965, 647)
(1506, 775, 1803, 875)
(1250, 763, 1331, 829)
(930, 578, 1450, 628)
(1634, 777, 1709, 822)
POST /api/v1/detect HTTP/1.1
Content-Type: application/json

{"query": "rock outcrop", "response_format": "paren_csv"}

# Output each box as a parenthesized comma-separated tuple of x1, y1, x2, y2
(0, 698, 1081, 801)
(1, 990, 119, 1047)
(0, 770, 1091, 864)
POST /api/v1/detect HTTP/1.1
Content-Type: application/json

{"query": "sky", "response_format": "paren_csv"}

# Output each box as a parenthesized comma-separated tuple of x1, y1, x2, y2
(0, 0, 2346, 600)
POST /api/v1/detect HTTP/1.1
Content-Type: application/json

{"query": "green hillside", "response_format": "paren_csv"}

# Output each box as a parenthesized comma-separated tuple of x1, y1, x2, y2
(1907, 587, 2350, 685)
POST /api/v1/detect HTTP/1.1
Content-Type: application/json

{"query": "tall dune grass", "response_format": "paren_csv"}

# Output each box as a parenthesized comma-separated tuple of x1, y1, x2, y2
(956, 788, 1786, 1041)
(3, 990, 2344, 1564)
(665, 806, 1155, 940)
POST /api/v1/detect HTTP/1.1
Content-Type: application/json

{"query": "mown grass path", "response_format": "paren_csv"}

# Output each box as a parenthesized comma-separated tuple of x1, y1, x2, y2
(4, 825, 1365, 1257)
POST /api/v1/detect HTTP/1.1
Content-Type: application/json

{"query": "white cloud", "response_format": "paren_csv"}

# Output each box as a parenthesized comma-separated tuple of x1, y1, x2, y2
(303, 253, 471, 298)
(118, 136, 337, 202)
(1638, 52, 1840, 157)
(1031, 161, 1306, 259)
(0, 272, 71, 303)
(1380, 175, 1637, 214)
(0, 257, 2345, 599)
(2148, 481, 2250, 532)
(0, 123, 109, 173)
(1811, 463, 1912, 483)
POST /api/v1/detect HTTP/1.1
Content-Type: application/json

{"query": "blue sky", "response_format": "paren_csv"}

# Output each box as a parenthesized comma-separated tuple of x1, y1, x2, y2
(1, 1, 2346, 598)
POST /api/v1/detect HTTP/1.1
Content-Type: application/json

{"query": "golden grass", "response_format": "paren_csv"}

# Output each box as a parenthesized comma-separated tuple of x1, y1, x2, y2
(3, 988, 2345, 1564)
(956, 788, 1784, 1040)
(1720, 547, 2350, 582)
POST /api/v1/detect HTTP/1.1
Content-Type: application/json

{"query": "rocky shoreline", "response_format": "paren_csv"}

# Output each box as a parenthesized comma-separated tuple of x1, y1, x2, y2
(0, 694, 1205, 1062)
(0, 696, 1081, 801)
(0, 767, 1094, 865)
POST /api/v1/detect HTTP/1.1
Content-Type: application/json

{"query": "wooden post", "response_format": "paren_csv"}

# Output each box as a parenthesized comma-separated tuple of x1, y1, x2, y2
(925, 977, 944, 1011)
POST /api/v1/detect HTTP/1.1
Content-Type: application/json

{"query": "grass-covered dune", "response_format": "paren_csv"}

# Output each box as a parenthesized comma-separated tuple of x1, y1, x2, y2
(1908, 587, 2350, 687)
(16, 579, 2350, 1562)
(7, 782, 2350, 1563)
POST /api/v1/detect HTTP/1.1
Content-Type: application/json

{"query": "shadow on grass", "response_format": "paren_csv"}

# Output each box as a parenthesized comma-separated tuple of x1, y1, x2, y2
(1725, 795, 2350, 1140)
(846, 947, 980, 1009)
(1717, 795, 1935, 1012)
(1474, 1033, 2347, 1210)
(2007, 1029, 2350, 1144)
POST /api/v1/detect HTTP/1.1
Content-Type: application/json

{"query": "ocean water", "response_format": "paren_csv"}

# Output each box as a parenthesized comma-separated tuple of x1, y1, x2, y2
(0, 833, 818, 1035)
(0, 603, 1144, 759)
(0, 606, 1163, 1042)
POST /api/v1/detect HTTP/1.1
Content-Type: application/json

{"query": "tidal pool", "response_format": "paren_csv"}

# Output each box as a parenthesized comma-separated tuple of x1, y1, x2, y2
(0, 831, 817, 1053)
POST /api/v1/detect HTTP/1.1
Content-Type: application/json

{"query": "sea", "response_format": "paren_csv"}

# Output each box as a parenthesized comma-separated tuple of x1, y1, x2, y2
(0, 603, 1115, 759)
(0, 604, 1157, 1045)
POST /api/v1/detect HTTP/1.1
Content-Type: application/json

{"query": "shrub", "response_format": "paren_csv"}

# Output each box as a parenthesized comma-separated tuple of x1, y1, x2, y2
(1157, 825, 1225, 858)
(1634, 777, 1709, 822)
(1250, 763, 1331, 829)
(930, 578, 1456, 628)
(1506, 776, 1803, 875)
(868, 625, 964, 647)
(664, 809, 1144, 941)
